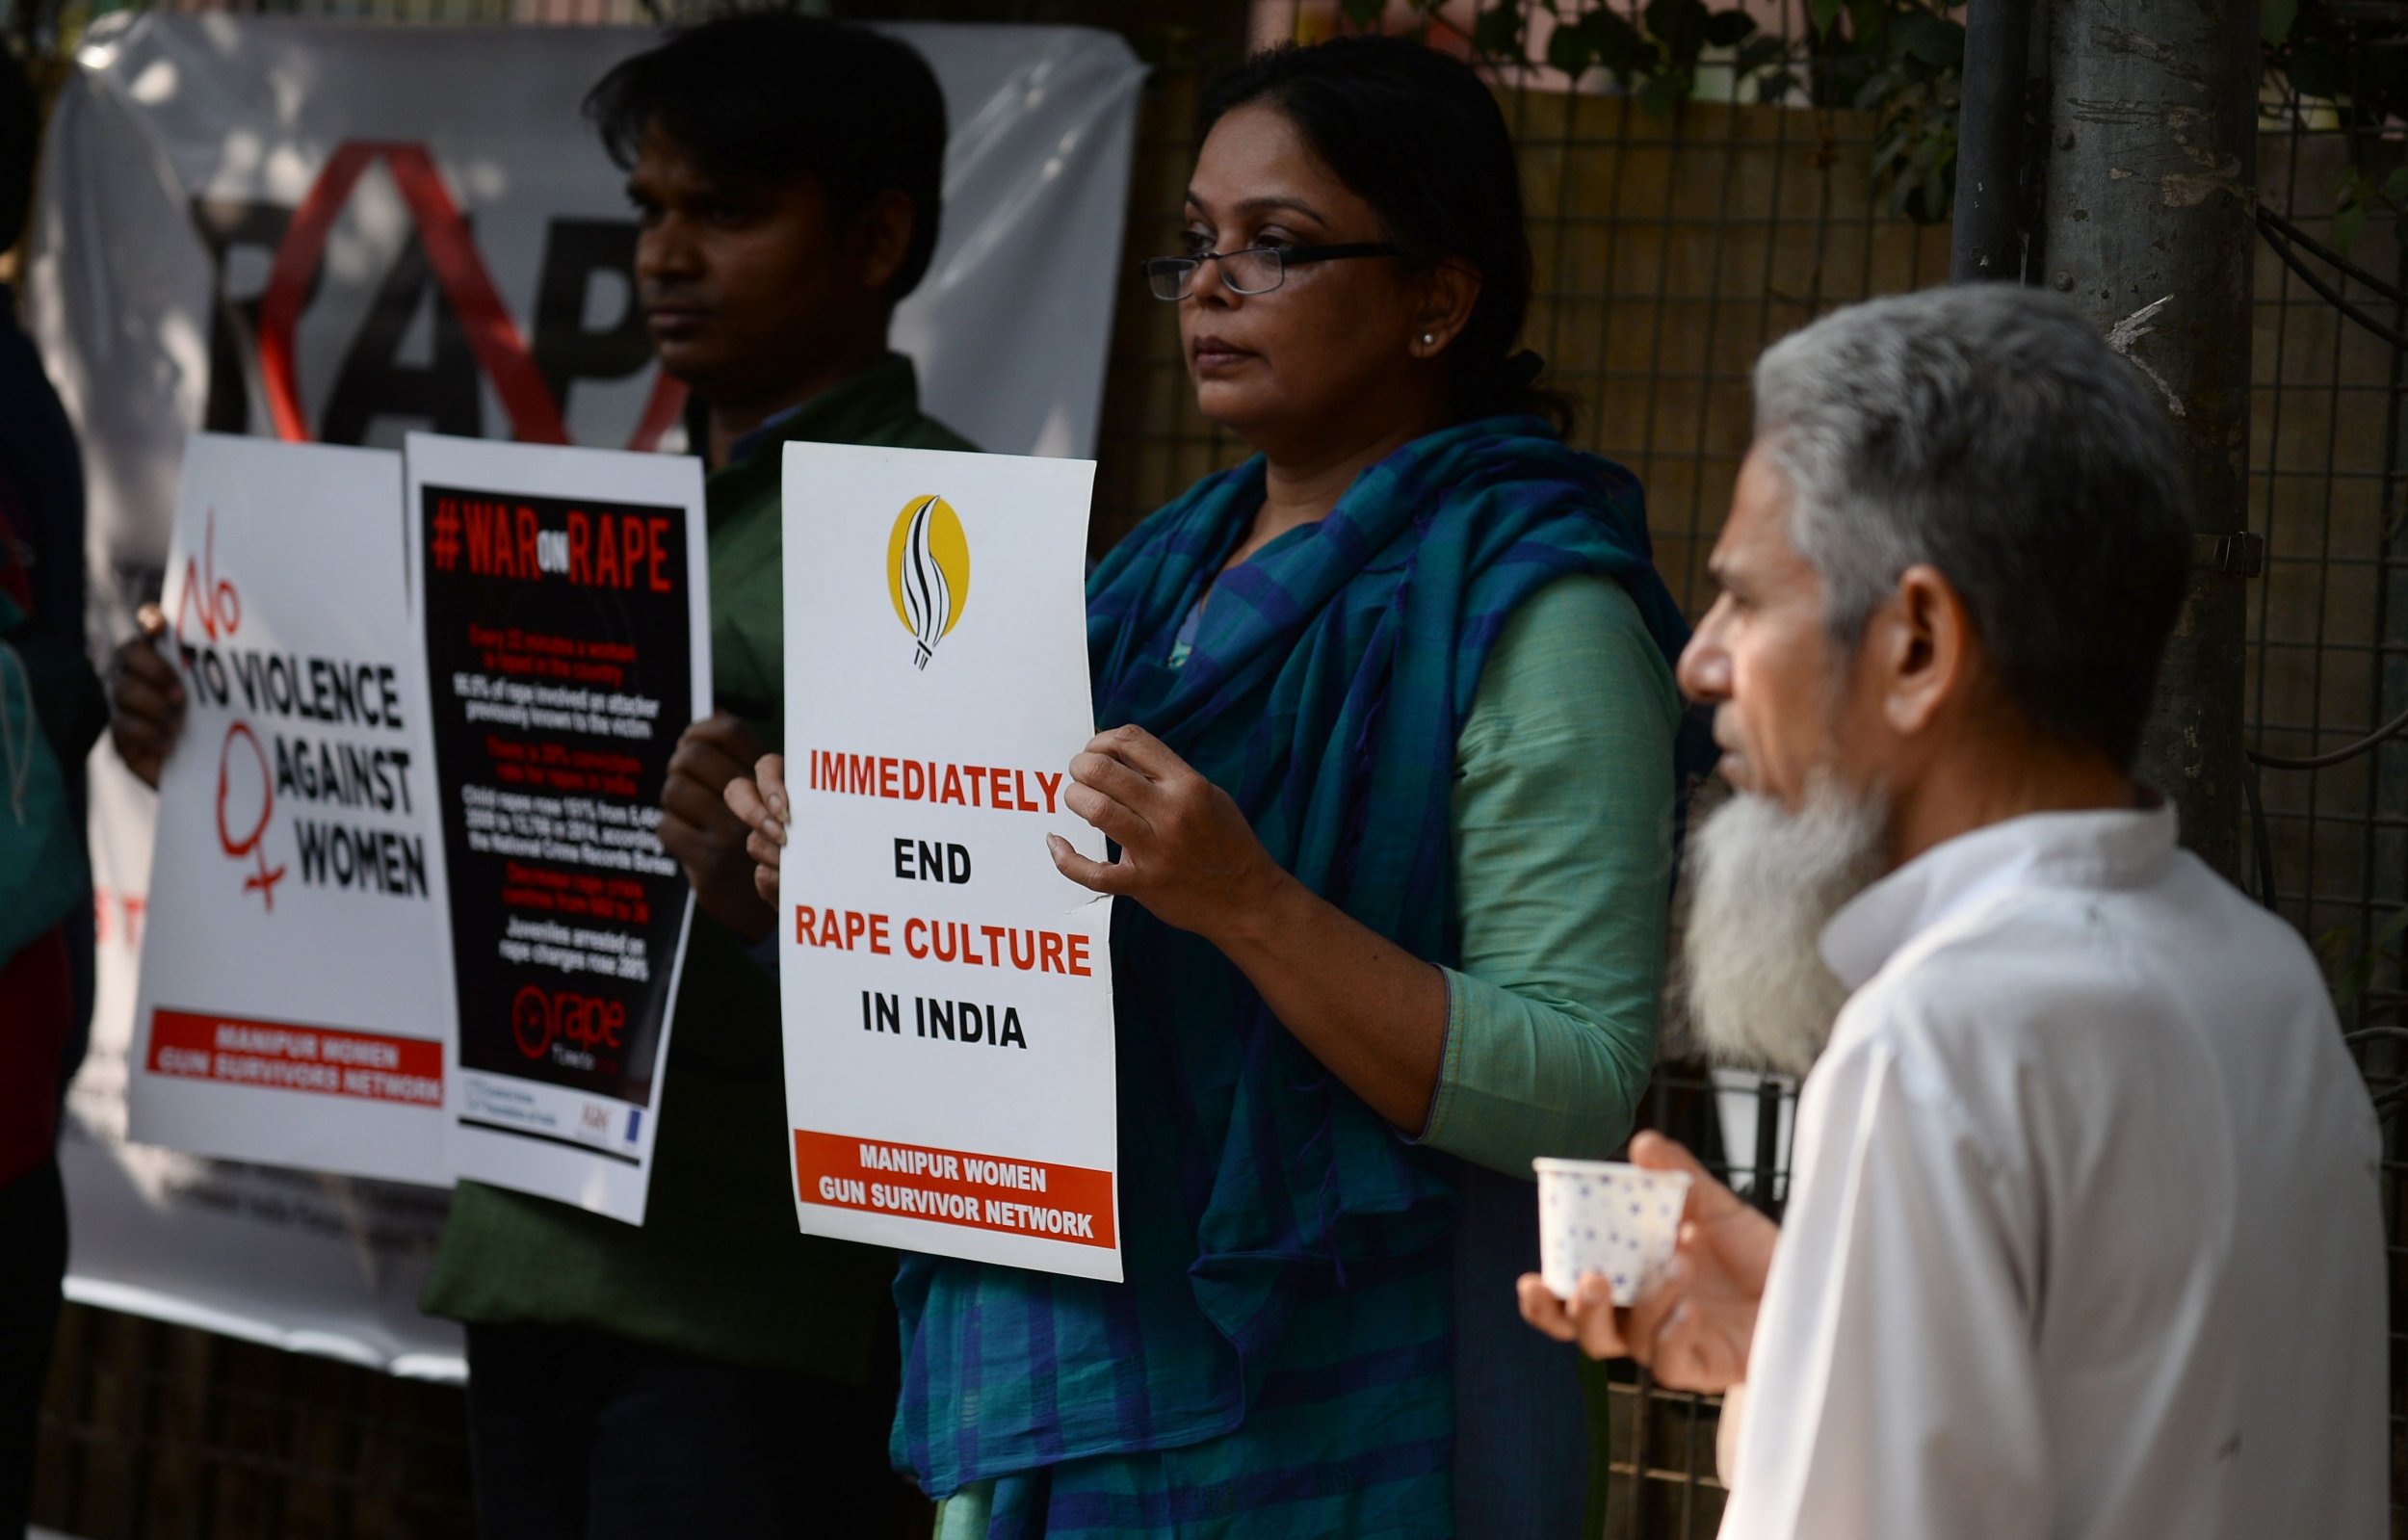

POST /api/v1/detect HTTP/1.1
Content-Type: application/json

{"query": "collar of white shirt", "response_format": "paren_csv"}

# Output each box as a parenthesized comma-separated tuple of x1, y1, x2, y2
(1818, 799, 2178, 992)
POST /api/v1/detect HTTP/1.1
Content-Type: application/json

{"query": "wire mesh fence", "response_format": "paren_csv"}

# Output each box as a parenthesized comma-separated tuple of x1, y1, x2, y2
(2246, 66, 2408, 1540)
(35, 1304, 476, 1539)
(10, 0, 2408, 1536)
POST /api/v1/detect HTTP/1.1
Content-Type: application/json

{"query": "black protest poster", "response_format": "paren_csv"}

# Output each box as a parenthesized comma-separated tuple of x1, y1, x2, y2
(407, 434, 707, 1223)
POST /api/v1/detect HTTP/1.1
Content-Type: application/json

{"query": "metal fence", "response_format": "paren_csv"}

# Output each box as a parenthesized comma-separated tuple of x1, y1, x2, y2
(2243, 70, 2408, 1540)
(13, 1, 2407, 1536)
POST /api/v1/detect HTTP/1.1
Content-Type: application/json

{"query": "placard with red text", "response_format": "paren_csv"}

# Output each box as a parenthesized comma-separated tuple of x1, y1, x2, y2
(407, 432, 709, 1225)
(779, 441, 1118, 1281)
(129, 435, 449, 1185)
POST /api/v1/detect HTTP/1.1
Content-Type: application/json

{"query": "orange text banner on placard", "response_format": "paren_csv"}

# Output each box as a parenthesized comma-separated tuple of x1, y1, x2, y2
(147, 1009, 444, 1107)
(793, 1129, 1116, 1250)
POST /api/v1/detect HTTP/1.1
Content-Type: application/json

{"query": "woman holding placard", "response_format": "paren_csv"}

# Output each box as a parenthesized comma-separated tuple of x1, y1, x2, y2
(735, 35, 1694, 1539)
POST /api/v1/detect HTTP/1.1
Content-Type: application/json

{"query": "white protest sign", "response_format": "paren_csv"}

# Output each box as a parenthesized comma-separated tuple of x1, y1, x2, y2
(406, 433, 709, 1224)
(129, 435, 448, 1186)
(779, 442, 1118, 1281)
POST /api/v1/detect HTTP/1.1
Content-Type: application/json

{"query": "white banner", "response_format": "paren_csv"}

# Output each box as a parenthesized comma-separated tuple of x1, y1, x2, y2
(31, 14, 1142, 1374)
(779, 441, 1118, 1281)
(130, 435, 447, 1187)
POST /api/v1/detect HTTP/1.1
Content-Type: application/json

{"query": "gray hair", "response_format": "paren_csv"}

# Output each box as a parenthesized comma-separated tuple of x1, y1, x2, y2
(1751, 285, 2191, 770)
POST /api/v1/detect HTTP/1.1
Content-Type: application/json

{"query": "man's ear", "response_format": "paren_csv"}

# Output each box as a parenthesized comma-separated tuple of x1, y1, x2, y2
(1871, 563, 1975, 739)
(851, 189, 917, 296)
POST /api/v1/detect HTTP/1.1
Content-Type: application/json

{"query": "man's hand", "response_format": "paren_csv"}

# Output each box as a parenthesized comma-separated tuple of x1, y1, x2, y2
(1046, 724, 1288, 944)
(659, 713, 773, 942)
(1516, 1132, 1778, 1394)
(722, 752, 788, 910)
(108, 604, 185, 790)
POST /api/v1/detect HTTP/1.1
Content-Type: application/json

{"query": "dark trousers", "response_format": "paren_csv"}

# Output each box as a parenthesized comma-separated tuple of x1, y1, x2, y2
(464, 1321, 911, 1540)
(0, 1160, 65, 1540)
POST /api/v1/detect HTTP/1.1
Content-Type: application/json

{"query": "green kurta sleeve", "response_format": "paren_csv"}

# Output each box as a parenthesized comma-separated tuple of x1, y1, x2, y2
(1417, 573, 1680, 1176)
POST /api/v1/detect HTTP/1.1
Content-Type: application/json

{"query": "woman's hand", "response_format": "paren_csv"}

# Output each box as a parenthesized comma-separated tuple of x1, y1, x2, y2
(722, 752, 789, 910)
(1049, 723, 1446, 1130)
(1516, 1133, 1777, 1394)
(1046, 724, 1292, 943)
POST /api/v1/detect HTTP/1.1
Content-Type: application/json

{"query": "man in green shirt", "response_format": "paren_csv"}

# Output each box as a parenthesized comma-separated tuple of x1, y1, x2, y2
(425, 17, 975, 1537)
(109, 14, 973, 1535)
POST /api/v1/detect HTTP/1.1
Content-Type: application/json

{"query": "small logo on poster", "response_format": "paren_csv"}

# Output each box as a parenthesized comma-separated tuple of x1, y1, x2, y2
(886, 494, 970, 670)
(510, 985, 552, 1059)
(505, 985, 624, 1067)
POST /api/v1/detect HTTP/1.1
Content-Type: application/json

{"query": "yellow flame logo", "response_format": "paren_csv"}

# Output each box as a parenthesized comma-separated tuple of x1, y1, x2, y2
(886, 494, 970, 669)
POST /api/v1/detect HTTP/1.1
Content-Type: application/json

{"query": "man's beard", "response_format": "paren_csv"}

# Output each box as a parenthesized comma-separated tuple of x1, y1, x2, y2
(1674, 778, 1890, 1078)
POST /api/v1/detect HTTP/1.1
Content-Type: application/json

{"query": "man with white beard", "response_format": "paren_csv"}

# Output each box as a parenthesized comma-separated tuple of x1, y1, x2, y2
(1518, 284, 2388, 1538)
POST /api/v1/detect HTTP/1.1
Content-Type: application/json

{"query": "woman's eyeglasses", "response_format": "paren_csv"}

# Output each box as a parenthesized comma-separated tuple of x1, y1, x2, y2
(1142, 243, 1403, 300)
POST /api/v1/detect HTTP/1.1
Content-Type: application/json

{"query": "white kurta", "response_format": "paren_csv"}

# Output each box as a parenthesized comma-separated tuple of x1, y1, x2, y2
(1718, 805, 2387, 1540)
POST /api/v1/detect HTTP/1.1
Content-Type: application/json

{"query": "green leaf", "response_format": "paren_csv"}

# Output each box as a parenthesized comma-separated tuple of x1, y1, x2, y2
(2365, 904, 2408, 959)
(1703, 9, 1757, 48)
(2340, 946, 2382, 1010)
(2338, 196, 2370, 257)
(1734, 35, 1788, 74)
(1545, 21, 1595, 76)
(2316, 925, 2359, 978)
(2380, 166, 2408, 210)
(1647, 0, 1713, 58)
(1470, 2, 1527, 61)
(2335, 167, 2372, 254)
(1339, 0, 1387, 30)
(1638, 68, 1687, 117)
(2288, 41, 2341, 103)
(2263, 0, 2298, 46)
(1852, 61, 1908, 112)
(1898, 14, 1964, 67)
(1809, 0, 1845, 37)
(1754, 67, 1800, 104)
(1581, 9, 1653, 79)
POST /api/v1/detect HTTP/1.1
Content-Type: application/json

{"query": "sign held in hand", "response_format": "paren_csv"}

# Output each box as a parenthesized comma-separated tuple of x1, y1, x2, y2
(130, 435, 449, 1185)
(778, 442, 1119, 1281)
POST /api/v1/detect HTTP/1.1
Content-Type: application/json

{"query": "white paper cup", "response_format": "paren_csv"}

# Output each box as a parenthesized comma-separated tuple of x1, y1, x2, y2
(1533, 1157, 1691, 1306)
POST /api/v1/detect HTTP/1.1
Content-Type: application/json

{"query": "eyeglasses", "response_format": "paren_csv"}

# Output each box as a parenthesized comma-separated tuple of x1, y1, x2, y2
(1142, 242, 1403, 300)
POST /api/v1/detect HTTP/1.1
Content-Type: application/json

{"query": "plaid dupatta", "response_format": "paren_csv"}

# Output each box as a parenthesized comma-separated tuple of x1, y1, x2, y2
(893, 416, 1689, 1515)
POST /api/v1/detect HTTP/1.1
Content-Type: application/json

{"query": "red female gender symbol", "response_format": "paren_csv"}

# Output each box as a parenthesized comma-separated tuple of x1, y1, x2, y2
(216, 720, 287, 911)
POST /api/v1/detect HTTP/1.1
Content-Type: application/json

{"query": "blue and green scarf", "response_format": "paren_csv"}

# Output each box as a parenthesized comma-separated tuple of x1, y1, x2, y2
(894, 415, 1692, 1527)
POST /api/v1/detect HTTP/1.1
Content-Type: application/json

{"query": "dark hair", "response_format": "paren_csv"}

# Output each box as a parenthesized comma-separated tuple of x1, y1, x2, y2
(1757, 285, 2192, 771)
(0, 47, 36, 257)
(586, 14, 946, 302)
(1199, 37, 1565, 431)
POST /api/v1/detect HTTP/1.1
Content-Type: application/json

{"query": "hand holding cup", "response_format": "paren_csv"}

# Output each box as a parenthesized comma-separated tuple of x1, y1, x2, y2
(1516, 1132, 1778, 1395)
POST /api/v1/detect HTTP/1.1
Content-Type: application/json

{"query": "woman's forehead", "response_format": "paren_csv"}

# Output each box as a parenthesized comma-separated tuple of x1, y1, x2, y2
(1188, 104, 1366, 227)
